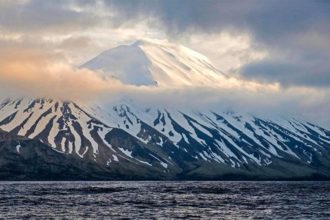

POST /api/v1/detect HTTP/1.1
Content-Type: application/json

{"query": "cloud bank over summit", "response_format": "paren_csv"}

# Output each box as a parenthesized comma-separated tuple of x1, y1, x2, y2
(103, 0, 330, 88)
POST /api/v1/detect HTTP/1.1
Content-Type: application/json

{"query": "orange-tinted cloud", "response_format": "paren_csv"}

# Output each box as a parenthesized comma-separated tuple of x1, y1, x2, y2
(0, 47, 123, 102)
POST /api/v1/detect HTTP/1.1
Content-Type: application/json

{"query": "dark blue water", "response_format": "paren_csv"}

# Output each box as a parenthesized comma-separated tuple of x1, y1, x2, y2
(0, 181, 329, 219)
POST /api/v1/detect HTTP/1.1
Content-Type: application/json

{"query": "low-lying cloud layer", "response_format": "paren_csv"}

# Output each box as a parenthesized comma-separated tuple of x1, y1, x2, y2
(0, 44, 328, 128)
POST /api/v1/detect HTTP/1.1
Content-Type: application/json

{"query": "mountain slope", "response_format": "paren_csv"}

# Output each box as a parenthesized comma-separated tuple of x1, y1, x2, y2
(0, 98, 184, 179)
(0, 129, 108, 180)
(0, 39, 330, 180)
(1, 98, 330, 180)
(87, 102, 330, 179)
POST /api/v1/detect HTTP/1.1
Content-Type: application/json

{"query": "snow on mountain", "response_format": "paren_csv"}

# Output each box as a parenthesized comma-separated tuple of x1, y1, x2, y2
(81, 39, 227, 87)
(1, 97, 330, 180)
(0, 39, 330, 180)
(86, 101, 330, 166)
(0, 98, 180, 174)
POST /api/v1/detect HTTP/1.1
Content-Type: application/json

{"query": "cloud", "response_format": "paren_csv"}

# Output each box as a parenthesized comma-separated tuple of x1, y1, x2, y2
(99, 81, 330, 129)
(242, 53, 330, 88)
(0, 46, 125, 102)
(240, 29, 330, 87)
(2, 0, 329, 88)
(0, 0, 99, 33)
(102, 0, 330, 87)
(183, 32, 268, 75)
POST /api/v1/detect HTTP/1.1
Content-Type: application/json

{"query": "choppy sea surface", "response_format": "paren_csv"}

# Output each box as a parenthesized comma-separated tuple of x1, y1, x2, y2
(0, 181, 329, 219)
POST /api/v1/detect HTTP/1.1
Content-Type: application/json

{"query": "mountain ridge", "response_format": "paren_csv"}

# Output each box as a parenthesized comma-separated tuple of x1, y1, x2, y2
(1, 97, 330, 180)
(0, 40, 330, 180)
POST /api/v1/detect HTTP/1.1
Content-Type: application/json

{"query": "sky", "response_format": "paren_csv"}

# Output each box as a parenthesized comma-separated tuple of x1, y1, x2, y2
(0, 0, 329, 128)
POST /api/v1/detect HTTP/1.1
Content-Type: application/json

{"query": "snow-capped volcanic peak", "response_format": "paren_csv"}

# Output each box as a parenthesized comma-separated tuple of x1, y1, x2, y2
(82, 39, 226, 87)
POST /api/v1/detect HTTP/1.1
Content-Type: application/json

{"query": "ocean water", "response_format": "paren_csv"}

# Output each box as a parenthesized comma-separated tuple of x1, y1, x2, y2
(0, 181, 329, 219)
